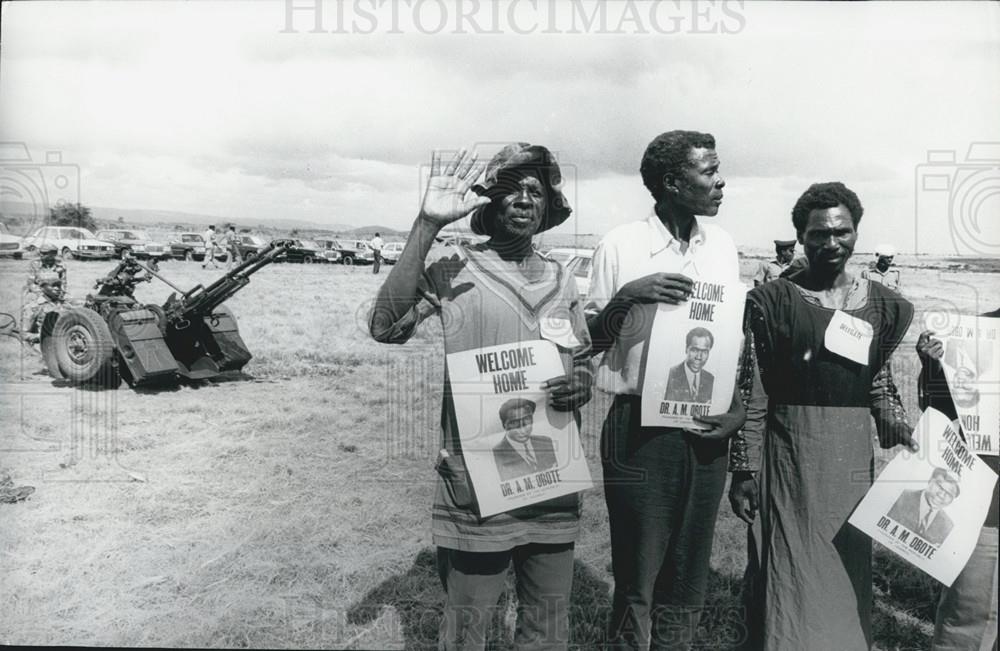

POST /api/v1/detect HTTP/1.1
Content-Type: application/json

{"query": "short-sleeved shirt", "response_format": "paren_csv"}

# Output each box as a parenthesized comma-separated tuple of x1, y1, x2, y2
(584, 211, 740, 395)
(203, 229, 216, 246)
(861, 265, 901, 291)
(754, 259, 787, 285)
(376, 243, 592, 552)
(370, 236, 384, 252)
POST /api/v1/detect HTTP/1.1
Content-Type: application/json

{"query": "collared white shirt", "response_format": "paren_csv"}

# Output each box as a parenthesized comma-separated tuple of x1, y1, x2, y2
(585, 210, 740, 395)
(507, 438, 537, 466)
(684, 364, 702, 395)
(919, 492, 938, 530)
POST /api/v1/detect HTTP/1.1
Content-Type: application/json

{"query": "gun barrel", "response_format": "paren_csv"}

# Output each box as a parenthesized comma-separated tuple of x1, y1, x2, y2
(166, 241, 289, 320)
(132, 260, 185, 293)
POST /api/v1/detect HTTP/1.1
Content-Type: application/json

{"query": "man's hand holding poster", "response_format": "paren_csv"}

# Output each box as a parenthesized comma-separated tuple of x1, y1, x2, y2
(936, 314, 999, 456)
(641, 279, 746, 428)
(446, 339, 592, 518)
(848, 407, 998, 585)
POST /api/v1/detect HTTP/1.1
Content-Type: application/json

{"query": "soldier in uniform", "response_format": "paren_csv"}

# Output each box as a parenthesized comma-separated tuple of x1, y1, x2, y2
(861, 243, 901, 291)
(753, 238, 796, 286)
(21, 243, 68, 343)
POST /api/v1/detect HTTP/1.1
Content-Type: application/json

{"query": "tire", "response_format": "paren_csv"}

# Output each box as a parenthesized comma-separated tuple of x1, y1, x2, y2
(342, 255, 354, 266)
(52, 307, 117, 386)
(61, 247, 72, 258)
(303, 256, 314, 264)
(26, 245, 37, 253)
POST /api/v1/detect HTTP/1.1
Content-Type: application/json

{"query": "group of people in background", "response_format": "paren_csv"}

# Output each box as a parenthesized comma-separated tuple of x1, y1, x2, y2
(200, 224, 241, 271)
(369, 131, 995, 651)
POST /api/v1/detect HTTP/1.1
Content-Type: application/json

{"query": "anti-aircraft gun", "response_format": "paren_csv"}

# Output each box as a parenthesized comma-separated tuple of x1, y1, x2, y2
(40, 242, 289, 387)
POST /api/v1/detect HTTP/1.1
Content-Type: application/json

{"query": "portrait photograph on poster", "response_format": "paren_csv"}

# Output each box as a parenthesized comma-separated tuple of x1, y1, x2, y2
(446, 339, 592, 517)
(641, 278, 746, 429)
(933, 314, 999, 456)
(849, 408, 998, 585)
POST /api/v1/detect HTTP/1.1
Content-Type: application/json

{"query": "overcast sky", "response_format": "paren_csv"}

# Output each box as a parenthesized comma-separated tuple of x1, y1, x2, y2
(1, 1, 997, 254)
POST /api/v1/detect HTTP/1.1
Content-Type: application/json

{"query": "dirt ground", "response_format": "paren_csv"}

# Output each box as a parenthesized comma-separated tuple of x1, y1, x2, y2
(0, 253, 996, 648)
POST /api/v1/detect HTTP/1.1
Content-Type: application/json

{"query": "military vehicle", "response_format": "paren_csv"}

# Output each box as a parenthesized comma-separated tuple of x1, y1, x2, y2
(39, 242, 289, 388)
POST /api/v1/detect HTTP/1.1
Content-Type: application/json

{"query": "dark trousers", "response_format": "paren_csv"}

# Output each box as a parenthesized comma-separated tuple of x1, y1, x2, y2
(437, 543, 575, 651)
(602, 395, 728, 651)
(373, 251, 382, 274)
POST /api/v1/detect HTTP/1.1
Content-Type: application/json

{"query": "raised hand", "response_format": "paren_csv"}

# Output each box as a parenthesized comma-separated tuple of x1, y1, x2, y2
(418, 148, 490, 230)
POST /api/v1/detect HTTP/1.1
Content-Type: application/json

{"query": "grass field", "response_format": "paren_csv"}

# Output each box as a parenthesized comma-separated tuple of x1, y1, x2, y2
(0, 252, 996, 649)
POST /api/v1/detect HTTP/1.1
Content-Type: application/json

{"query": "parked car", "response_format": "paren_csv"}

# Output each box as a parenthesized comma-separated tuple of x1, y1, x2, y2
(235, 234, 268, 260)
(545, 247, 594, 296)
(313, 239, 343, 264)
(94, 228, 170, 261)
(330, 239, 375, 265)
(168, 232, 226, 262)
(380, 241, 405, 264)
(169, 232, 206, 261)
(22, 225, 115, 260)
(271, 238, 323, 263)
(0, 222, 24, 259)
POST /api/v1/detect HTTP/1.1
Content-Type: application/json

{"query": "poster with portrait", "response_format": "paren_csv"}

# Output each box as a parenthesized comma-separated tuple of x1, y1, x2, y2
(640, 279, 747, 428)
(936, 314, 999, 456)
(849, 407, 998, 585)
(446, 339, 592, 518)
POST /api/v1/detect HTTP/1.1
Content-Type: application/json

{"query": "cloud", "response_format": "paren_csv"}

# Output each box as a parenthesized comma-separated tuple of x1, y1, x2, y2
(1, 1, 997, 251)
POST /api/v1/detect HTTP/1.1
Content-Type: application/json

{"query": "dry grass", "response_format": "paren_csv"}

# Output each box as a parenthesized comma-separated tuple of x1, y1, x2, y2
(0, 254, 996, 648)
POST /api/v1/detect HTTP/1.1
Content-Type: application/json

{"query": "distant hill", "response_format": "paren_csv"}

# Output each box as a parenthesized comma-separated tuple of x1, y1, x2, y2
(0, 200, 355, 234)
(87, 205, 354, 233)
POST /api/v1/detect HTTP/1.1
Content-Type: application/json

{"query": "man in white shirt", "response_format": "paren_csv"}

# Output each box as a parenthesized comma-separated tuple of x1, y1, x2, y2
(585, 130, 746, 651)
(202, 225, 219, 269)
(369, 232, 384, 274)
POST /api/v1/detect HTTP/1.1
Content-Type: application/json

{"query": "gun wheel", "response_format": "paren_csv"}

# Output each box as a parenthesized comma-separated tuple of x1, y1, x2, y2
(52, 308, 117, 386)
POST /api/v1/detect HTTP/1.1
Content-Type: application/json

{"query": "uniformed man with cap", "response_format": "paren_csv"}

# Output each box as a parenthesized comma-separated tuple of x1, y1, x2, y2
(21, 243, 68, 342)
(753, 238, 796, 286)
(861, 243, 901, 291)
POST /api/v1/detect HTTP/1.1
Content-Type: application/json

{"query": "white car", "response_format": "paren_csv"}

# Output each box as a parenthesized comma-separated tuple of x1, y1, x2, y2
(545, 247, 594, 296)
(22, 225, 115, 260)
(380, 241, 404, 264)
(0, 222, 24, 259)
